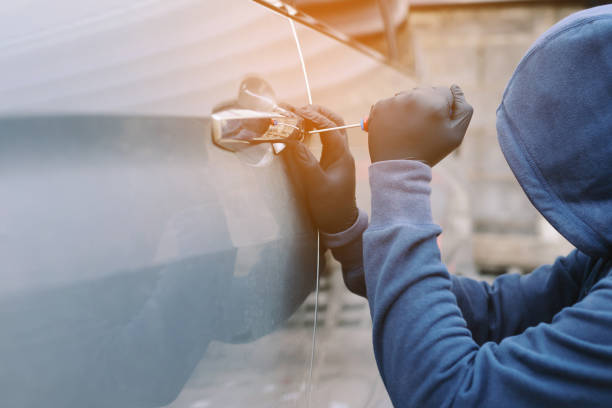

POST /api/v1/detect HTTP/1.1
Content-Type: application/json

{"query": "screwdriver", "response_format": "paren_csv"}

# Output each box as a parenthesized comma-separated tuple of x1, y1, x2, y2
(270, 116, 369, 137)
(307, 116, 369, 134)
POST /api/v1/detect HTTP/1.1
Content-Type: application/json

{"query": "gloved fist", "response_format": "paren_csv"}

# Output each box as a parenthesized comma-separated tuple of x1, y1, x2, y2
(367, 84, 473, 166)
(288, 105, 358, 234)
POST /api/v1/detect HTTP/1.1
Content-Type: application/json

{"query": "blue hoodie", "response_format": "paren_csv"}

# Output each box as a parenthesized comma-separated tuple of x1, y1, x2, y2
(322, 5, 612, 407)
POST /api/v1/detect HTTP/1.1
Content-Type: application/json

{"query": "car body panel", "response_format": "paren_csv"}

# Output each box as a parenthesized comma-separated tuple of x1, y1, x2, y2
(0, 115, 317, 406)
(0, 0, 412, 406)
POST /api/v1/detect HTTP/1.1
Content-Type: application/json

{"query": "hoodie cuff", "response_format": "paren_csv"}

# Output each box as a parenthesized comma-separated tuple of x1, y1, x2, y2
(320, 208, 369, 249)
(369, 160, 433, 227)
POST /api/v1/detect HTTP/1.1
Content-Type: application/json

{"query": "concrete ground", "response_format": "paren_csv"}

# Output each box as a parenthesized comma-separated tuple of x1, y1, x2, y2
(306, 259, 392, 408)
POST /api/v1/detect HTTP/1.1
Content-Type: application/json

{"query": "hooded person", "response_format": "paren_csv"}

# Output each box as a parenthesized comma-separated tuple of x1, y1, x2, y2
(288, 4, 612, 407)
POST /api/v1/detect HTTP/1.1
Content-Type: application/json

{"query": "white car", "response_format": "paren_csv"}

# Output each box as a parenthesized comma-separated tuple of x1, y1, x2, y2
(0, 1, 412, 406)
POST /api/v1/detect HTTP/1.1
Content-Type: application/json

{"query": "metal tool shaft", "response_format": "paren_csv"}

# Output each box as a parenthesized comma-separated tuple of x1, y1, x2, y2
(308, 123, 362, 134)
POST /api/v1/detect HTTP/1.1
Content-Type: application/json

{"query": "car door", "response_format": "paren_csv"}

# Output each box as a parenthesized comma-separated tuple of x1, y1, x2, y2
(0, 2, 322, 407)
(0, 1, 415, 407)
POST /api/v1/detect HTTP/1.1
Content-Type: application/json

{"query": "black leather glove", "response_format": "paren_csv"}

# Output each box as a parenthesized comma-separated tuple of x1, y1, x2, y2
(288, 105, 359, 234)
(367, 84, 473, 166)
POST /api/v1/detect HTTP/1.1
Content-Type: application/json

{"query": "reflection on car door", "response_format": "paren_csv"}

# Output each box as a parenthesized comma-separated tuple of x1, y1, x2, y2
(0, 1, 322, 406)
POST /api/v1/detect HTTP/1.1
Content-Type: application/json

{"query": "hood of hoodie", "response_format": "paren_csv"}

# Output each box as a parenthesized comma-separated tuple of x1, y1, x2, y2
(497, 5, 612, 258)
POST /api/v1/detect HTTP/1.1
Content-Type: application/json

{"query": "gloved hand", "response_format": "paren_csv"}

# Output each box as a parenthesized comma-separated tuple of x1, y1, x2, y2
(367, 84, 473, 166)
(288, 105, 359, 234)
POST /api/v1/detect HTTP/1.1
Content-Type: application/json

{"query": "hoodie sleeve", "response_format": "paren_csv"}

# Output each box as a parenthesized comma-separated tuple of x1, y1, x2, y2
(364, 160, 612, 407)
(320, 208, 369, 297)
(450, 249, 588, 345)
(322, 193, 588, 344)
